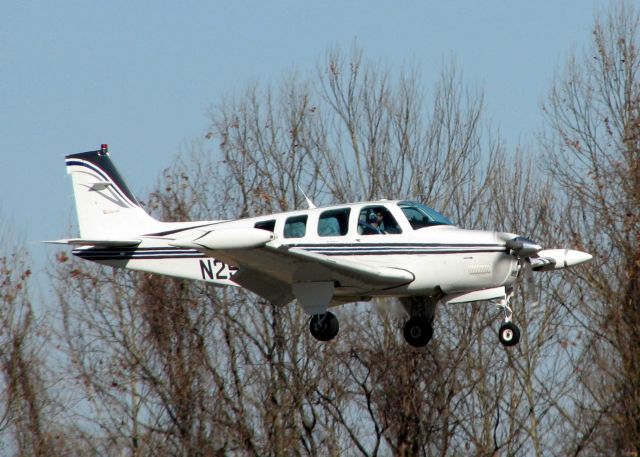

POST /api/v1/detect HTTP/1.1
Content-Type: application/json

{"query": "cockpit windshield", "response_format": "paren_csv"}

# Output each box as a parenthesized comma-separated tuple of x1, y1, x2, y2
(398, 201, 453, 229)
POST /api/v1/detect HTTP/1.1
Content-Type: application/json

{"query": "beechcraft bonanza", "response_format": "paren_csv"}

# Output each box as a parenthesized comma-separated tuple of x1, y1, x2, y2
(48, 145, 592, 347)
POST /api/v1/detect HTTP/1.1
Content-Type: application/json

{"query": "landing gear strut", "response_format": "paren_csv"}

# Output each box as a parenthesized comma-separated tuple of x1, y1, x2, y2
(309, 312, 339, 342)
(497, 291, 520, 347)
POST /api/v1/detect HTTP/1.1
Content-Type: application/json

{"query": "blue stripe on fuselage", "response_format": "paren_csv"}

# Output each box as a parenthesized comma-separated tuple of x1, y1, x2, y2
(72, 243, 507, 261)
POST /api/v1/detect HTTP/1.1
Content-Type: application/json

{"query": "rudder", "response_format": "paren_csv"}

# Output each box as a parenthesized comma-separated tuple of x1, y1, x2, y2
(65, 144, 161, 239)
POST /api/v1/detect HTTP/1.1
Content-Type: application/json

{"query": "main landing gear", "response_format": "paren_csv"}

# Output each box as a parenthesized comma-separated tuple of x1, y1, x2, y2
(399, 292, 523, 348)
(403, 316, 433, 347)
(309, 312, 339, 342)
(304, 293, 522, 348)
(400, 297, 437, 348)
(497, 292, 520, 347)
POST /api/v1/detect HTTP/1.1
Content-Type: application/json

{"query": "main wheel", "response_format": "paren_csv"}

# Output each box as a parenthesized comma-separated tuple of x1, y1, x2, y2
(498, 322, 521, 347)
(309, 312, 339, 342)
(403, 316, 433, 347)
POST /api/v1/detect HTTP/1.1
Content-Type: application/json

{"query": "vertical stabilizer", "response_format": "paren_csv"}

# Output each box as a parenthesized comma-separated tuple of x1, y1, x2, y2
(65, 145, 161, 239)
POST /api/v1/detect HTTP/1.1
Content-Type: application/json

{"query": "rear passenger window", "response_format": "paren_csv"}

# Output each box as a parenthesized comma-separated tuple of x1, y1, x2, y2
(318, 208, 350, 237)
(284, 215, 307, 238)
(255, 219, 276, 232)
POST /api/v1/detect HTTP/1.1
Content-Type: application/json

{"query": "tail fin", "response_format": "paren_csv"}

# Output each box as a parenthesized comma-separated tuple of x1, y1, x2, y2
(65, 145, 162, 239)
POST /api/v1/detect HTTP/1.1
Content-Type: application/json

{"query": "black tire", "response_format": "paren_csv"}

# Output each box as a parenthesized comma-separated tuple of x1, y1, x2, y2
(403, 316, 433, 347)
(498, 322, 521, 347)
(309, 312, 339, 342)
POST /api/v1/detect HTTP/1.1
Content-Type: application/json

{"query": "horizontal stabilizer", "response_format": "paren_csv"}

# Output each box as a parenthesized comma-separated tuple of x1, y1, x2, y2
(43, 238, 141, 247)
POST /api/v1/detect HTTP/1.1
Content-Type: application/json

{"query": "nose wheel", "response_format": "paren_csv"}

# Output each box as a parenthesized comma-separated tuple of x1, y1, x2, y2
(498, 321, 520, 346)
(497, 293, 521, 347)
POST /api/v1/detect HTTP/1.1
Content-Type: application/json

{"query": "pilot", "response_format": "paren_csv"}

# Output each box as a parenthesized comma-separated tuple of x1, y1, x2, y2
(368, 211, 385, 233)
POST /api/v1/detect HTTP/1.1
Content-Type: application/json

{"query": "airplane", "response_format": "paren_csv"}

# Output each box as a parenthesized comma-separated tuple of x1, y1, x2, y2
(48, 144, 593, 348)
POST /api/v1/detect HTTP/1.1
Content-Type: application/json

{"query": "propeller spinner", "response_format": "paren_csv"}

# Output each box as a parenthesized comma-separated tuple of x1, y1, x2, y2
(499, 233, 592, 271)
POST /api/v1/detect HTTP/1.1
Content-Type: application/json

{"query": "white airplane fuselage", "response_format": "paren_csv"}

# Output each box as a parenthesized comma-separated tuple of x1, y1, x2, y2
(74, 202, 519, 302)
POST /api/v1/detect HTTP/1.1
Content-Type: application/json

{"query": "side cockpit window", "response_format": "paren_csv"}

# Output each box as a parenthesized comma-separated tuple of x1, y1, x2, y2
(284, 215, 308, 238)
(254, 219, 276, 232)
(358, 206, 402, 235)
(318, 208, 350, 237)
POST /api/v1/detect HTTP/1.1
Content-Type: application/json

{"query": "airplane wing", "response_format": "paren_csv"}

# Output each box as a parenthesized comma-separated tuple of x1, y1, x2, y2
(230, 268, 294, 306)
(268, 244, 415, 285)
(172, 234, 414, 307)
(221, 242, 412, 292)
(219, 243, 414, 309)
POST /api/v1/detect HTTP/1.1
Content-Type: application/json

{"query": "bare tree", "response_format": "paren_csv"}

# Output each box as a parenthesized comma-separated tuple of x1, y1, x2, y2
(543, 1, 640, 454)
(206, 45, 576, 456)
(314, 46, 500, 227)
(0, 229, 59, 456)
(49, 41, 602, 456)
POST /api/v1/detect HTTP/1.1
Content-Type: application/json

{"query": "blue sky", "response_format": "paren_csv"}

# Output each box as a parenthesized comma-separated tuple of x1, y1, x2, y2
(1, 1, 609, 271)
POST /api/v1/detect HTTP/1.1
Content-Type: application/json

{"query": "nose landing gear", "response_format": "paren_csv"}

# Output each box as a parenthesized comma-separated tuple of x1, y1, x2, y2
(498, 321, 520, 346)
(497, 292, 521, 347)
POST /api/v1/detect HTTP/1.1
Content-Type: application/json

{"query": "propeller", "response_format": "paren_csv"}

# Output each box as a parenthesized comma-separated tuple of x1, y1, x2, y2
(500, 234, 544, 312)
(499, 233, 592, 271)
(496, 233, 592, 321)
(502, 235, 542, 286)
(504, 236, 542, 257)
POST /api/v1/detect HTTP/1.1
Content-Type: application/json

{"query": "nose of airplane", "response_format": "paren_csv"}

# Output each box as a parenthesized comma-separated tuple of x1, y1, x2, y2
(495, 232, 593, 269)
(534, 249, 593, 269)
(568, 250, 593, 265)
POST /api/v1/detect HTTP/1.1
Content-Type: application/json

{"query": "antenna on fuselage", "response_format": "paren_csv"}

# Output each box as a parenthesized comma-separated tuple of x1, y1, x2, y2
(297, 185, 317, 209)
